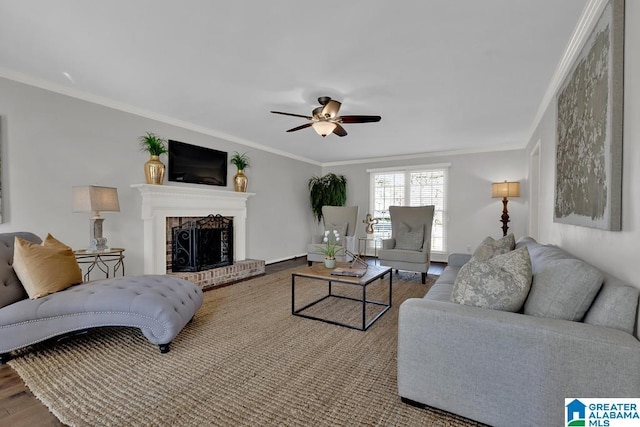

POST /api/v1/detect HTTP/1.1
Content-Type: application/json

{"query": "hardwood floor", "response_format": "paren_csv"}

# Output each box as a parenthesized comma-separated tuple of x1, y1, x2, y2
(0, 256, 444, 426)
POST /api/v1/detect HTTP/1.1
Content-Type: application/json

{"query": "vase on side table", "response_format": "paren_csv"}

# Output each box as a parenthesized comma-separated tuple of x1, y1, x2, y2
(144, 155, 165, 185)
(324, 258, 336, 269)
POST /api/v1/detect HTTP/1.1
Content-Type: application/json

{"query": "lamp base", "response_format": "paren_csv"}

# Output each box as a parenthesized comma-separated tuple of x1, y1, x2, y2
(88, 217, 109, 252)
(500, 197, 510, 237)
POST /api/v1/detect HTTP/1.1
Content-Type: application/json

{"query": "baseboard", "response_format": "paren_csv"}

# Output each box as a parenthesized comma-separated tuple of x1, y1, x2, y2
(266, 254, 307, 265)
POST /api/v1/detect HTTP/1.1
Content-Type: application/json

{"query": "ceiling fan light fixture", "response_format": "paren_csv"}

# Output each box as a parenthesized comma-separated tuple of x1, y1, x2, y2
(312, 121, 337, 137)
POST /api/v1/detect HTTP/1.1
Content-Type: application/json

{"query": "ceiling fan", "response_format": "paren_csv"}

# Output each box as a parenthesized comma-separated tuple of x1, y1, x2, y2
(271, 96, 382, 137)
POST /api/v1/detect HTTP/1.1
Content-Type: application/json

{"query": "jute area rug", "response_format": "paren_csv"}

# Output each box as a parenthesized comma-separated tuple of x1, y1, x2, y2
(9, 267, 483, 427)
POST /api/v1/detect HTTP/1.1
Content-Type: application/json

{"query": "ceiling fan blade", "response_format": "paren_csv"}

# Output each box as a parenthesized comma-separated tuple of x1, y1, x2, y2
(321, 100, 341, 118)
(338, 115, 382, 123)
(271, 111, 313, 120)
(286, 123, 313, 133)
(333, 124, 348, 137)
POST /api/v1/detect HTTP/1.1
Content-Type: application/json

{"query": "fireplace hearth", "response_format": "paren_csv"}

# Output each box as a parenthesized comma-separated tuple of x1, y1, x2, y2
(171, 215, 233, 272)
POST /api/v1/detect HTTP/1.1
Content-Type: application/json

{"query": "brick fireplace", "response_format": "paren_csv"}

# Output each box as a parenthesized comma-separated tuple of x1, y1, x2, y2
(132, 184, 265, 289)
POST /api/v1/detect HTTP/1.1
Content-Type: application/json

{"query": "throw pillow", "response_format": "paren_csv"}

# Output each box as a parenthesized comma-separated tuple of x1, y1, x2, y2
(12, 235, 82, 299)
(583, 284, 639, 335)
(325, 222, 348, 244)
(523, 258, 603, 321)
(472, 233, 516, 261)
(395, 222, 424, 251)
(451, 246, 532, 312)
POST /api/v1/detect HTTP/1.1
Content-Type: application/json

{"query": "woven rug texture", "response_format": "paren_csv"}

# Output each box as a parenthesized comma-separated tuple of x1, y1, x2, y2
(9, 267, 482, 427)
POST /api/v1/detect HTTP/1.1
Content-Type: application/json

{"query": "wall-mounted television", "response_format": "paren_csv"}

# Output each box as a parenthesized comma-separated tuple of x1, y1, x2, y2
(168, 140, 228, 187)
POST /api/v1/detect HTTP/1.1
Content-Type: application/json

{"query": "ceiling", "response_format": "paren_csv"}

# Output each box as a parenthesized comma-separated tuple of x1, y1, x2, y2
(0, 1, 587, 165)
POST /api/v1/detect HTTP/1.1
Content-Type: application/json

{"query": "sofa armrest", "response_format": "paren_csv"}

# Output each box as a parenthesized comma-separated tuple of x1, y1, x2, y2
(381, 238, 395, 249)
(398, 298, 640, 426)
(447, 253, 471, 267)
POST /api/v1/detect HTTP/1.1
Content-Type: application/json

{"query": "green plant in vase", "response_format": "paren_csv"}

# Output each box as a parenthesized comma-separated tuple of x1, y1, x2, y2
(139, 132, 168, 185)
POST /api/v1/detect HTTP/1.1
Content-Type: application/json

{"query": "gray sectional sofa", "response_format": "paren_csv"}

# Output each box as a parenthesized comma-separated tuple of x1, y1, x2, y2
(0, 232, 203, 362)
(397, 236, 640, 427)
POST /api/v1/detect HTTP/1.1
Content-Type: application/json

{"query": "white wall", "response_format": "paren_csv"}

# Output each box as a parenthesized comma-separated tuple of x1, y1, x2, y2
(324, 149, 528, 260)
(0, 77, 319, 274)
(524, 0, 640, 286)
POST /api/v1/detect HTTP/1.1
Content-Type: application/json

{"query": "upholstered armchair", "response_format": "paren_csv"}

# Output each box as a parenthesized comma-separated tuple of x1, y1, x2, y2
(307, 206, 359, 265)
(378, 205, 435, 284)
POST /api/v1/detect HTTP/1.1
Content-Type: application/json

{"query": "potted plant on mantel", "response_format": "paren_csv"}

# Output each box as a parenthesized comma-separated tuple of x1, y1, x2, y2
(140, 132, 168, 185)
(230, 151, 250, 192)
(308, 173, 347, 222)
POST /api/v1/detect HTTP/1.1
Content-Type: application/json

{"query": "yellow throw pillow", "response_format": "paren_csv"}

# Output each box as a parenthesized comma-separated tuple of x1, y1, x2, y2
(13, 235, 82, 299)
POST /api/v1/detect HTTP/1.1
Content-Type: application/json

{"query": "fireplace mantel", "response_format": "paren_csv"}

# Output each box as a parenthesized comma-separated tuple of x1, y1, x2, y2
(132, 184, 254, 274)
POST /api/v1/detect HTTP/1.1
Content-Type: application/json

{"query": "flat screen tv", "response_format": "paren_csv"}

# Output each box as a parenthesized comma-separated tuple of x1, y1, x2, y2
(168, 140, 228, 186)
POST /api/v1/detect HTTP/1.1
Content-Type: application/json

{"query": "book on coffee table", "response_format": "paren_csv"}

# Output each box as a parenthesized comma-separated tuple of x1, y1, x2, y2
(331, 267, 367, 277)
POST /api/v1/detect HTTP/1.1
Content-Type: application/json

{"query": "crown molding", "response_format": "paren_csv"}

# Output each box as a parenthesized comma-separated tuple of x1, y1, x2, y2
(525, 0, 608, 146)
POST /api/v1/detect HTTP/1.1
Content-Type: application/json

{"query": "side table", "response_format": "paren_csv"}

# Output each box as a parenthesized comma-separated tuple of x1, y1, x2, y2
(74, 248, 125, 282)
(357, 237, 379, 265)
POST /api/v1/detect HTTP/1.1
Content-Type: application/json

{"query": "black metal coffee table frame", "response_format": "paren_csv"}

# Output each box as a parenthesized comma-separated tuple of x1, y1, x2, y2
(291, 264, 392, 331)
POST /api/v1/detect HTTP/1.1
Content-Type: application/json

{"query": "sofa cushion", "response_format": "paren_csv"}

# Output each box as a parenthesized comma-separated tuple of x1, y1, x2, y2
(584, 284, 639, 334)
(395, 222, 424, 251)
(472, 233, 515, 261)
(523, 258, 603, 321)
(451, 246, 532, 312)
(424, 281, 454, 302)
(0, 232, 42, 309)
(12, 235, 83, 299)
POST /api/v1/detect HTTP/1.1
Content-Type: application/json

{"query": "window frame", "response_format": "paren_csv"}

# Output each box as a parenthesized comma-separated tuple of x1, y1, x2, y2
(367, 163, 449, 256)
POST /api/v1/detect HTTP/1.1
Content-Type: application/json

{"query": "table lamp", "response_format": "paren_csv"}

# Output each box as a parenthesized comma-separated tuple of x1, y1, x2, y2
(491, 181, 520, 237)
(73, 186, 120, 252)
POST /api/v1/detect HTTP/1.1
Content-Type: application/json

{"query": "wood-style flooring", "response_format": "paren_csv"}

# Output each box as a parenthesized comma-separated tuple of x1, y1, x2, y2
(0, 257, 445, 427)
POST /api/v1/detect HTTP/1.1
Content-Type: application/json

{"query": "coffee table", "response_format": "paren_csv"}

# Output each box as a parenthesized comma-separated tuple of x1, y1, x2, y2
(291, 263, 392, 331)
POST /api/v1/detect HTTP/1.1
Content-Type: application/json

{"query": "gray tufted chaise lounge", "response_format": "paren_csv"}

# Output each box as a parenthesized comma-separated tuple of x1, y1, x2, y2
(0, 232, 203, 363)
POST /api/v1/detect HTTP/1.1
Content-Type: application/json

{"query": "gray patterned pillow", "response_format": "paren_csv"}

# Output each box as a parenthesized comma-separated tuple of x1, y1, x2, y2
(472, 234, 516, 261)
(451, 246, 532, 312)
(395, 222, 424, 251)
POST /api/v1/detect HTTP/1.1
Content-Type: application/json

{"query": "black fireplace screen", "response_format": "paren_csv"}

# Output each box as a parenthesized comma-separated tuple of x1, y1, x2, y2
(171, 214, 233, 272)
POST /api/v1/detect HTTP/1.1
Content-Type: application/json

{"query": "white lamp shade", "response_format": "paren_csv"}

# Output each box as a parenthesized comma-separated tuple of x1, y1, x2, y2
(491, 181, 520, 199)
(73, 186, 120, 214)
(312, 121, 337, 136)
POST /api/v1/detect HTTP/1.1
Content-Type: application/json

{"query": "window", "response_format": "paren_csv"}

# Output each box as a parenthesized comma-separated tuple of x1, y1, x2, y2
(369, 165, 448, 253)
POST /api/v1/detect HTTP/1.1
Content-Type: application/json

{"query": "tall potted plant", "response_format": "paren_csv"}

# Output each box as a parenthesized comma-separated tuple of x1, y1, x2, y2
(308, 173, 347, 222)
(139, 132, 168, 185)
(230, 151, 250, 192)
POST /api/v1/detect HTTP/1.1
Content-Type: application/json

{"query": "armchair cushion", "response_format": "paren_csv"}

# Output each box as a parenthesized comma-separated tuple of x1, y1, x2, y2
(378, 248, 428, 264)
(381, 238, 395, 250)
(395, 222, 424, 251)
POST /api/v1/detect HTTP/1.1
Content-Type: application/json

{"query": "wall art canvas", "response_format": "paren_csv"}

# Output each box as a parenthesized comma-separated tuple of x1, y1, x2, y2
(554, 0, 624, 231)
